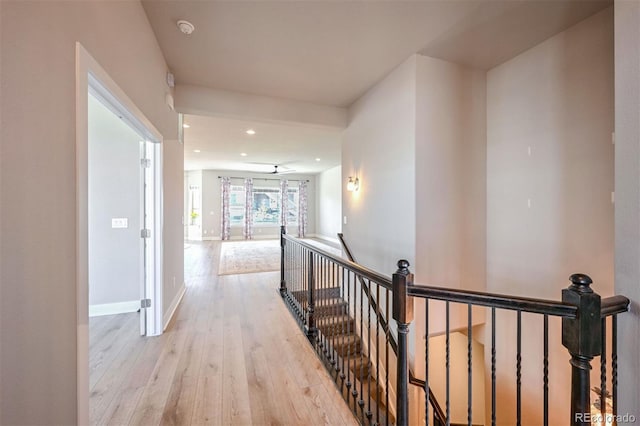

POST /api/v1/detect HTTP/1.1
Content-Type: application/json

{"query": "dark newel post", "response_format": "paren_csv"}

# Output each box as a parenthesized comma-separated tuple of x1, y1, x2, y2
(279, 225, 286, 297)
(305, 251, 317, 342)
(562, 273, 601, 426)
(393, 259, 414, 426)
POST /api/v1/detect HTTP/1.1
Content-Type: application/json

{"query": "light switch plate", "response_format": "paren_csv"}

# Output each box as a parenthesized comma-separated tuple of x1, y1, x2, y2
(112, 218, 128, 228)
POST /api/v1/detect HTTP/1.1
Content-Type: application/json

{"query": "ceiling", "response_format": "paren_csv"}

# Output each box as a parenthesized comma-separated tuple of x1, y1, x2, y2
(143, 0, 610, 174)
(183, 114, 342, 173)
(143, 0, 610, 108)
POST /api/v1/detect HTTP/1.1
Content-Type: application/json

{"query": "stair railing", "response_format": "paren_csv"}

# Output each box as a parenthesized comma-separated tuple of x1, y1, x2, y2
(337, 233, 447, 426)
(279, 227, 630, 426)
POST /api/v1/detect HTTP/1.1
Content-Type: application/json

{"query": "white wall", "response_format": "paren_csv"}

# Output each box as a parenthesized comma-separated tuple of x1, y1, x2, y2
(88, 94, 141, 308)
(614, 0, 640, 418)
(0, 2, 181, 424)
(486, 8, 613, 424)
(315, 165, 342, 242)
(342, 56, 417, 274)
(192, 170, 317, 240)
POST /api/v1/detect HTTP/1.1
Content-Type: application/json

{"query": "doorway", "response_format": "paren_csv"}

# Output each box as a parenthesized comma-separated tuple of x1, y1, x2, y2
(76, 43, 163, 424)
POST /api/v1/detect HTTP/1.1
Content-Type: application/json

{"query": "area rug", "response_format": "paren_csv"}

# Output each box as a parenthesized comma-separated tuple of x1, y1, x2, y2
(218, 239, 281, 275)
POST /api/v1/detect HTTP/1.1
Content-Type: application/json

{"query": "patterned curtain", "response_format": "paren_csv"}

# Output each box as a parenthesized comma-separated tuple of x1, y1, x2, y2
(298, 180, 308, 238)
(243, 178, 254, 240)
(280, 179, 289, 228)
(220, 177, 231, 240)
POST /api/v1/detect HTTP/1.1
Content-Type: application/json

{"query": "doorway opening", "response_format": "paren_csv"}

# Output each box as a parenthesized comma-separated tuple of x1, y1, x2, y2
(76, 43, 163, 424)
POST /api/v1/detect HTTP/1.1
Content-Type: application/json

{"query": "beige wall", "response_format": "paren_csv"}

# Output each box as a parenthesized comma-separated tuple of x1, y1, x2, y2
(0, 1, 180, 424)
(486, 8, 613, 424)
(342, 56, 417, 274)
(315, 165, 342, 242)
(614, 0, 640, 418)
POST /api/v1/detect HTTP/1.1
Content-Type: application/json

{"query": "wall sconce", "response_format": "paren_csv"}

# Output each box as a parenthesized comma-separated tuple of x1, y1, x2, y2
(347, 176, 360, 192)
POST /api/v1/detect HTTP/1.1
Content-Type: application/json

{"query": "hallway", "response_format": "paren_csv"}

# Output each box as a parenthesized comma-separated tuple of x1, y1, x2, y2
(90, 241, 357, 425)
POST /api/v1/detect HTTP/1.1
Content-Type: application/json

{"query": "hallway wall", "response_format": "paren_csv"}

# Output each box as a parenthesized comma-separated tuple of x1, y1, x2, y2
(0, 2, 181, 424)
(486, 8, 614, 424)
(315, 165, 342, 243)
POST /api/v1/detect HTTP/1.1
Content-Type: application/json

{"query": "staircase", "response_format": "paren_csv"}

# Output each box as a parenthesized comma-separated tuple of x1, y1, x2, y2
(290, 287, 395, 425)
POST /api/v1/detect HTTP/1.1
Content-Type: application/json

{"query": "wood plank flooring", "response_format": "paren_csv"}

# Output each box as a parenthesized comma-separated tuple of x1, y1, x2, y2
(90, 240, 358, 426)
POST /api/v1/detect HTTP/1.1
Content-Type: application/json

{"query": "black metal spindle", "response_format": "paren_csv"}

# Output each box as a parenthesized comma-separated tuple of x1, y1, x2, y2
(600, 317, 607, 415)
(612, 315, 618, 420)
(444, 302, 450, 426)
(491, 307, 496, 426)
(517, 310, 522, 426)
(376, 282, 381, 425)
(425, 299, 430, 426)
(306, 250, 316, 342)
(544, 314, 549, 426)
(467, 303, 472, 426)
(346, 270, 352, 403)
(385, 287, 390, 426)
(359, 274, 365, 414)
(352, 271, 358, 412)
(367, 279, 372, 421)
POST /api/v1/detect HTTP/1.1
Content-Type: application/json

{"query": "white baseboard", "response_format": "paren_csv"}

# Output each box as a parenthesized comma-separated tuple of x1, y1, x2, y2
(202, 236, 221, 241)
(163, 283, 186, 330)
(89, 300, 140, 317)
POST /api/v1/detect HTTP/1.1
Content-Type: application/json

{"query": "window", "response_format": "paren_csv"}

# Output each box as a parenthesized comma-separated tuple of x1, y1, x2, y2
(252, 187, 280, 225)
(228, 184, 299, 227)
(229, 185, 245, 226)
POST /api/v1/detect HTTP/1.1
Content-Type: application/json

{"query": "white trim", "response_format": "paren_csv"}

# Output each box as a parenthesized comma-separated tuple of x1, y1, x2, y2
(310, 234, 341, 246)
(89, 301, 140, 317)
(75, 42, 164, 425)
(163, 283, 186, 330)
(202, 236, 221, 241)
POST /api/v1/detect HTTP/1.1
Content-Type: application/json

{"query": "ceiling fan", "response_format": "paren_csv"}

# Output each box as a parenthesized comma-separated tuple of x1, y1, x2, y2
(268, 165, 297, 175)
(248, 162, 297, 175)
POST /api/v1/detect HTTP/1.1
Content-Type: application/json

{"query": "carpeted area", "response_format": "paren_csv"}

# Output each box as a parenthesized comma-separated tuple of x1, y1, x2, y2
(218, 239, 281, 275)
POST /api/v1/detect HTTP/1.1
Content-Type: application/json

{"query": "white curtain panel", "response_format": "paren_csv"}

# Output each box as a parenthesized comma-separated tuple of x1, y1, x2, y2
(220, 177, 231, 241)
(243, 178, 254, 240)
(280, 179, 289, 228)
(298, 180, 308, 238)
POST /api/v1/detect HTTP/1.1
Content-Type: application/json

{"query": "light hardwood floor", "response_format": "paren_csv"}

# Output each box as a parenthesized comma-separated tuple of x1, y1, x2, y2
(90, 240, 358, 426)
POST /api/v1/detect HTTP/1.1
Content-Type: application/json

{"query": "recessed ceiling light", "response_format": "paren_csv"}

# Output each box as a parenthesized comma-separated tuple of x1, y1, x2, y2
(183, 123, 190, 128)
(246, 129, 256, 135)
(194, 149, 201, 153)
(315, 158, 321, 161)
(240, 152, 247, 157)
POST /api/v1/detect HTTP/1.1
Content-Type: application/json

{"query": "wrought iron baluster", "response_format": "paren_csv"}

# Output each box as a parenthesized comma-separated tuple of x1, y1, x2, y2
(376, 282, 381, 426)
(425, 298, 430, 426)
(346, 270, 352, 404)
(600, 317, 607, 415)
(444, 300, 451, 426)
(385, 287, 390, 426)
(352, 271, 358, 412)
(544, 314, 549, 426)
(467, 303, 472, 426)
(491, 307, 496, 426)
(517, 310, 522, 426)
(359, 274, 365, 415)
(367, 278, 372, 421)
(612, 315, 618, 420)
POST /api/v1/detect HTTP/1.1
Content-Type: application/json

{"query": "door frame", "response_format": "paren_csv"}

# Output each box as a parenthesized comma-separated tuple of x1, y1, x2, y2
(75, 42, 164, 424)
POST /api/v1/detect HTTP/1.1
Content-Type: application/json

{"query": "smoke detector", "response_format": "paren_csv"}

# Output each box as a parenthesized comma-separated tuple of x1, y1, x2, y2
(177, 20, 195, 35)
